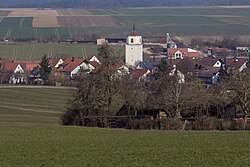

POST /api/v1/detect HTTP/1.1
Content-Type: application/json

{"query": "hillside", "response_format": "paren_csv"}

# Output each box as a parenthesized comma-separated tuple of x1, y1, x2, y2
(1, 0, 250, 8)
(1, 7, 250, 41)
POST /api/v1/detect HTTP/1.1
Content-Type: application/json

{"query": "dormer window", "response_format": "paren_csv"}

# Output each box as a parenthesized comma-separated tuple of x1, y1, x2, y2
(131, 38, 134, 43)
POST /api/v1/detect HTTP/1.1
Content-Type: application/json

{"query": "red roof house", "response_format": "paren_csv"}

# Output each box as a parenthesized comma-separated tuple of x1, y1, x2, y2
(168, 48, 202, 59)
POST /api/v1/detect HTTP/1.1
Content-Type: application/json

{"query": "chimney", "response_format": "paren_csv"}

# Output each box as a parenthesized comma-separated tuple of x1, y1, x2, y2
(71, 57, 75, 62)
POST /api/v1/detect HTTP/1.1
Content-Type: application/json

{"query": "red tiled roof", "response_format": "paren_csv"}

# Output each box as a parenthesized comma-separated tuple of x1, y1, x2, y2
(131, 69, 149, 78)
(48, 58, 61, 67)
(168, 48, 201, 58)
(14, 60, 40, 71)
(193, 57, 220, 67)
(226, 57, 248, 70)
(129, 31, 140, 36)
(86, 55, 96, 61)
(212, 48, 228, 53)
(3, 62, 19, 71)
(0, 57, 12, 64)
(168, 48, 188, 54)
(24, 63, 40, 71)
(89, 61, 100, 68)
(63, 57, 74, 65)
(59, 58, 84, 72)
(197, 67, 220, 78)
(15, 60, 40, 64)
(92, 62, 125, 73)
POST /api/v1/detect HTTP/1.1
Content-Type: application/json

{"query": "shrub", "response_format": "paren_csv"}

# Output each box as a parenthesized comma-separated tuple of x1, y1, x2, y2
(194, 117, 221, 130)
(159, 118, 183, 130)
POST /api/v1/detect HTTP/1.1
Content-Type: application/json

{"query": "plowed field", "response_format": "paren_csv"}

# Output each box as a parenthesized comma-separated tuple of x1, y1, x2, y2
(58, 16, 120, 27)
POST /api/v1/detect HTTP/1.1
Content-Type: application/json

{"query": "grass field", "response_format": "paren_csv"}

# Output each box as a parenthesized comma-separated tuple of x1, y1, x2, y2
(0, 87, 249, 166)
(0, 125, 249, 166)
(0, 43, 125, 61)
(0, 87, 73, 124)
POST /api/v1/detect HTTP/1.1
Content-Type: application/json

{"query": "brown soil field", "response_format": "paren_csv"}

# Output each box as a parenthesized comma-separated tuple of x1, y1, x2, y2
(4, 8, 59, 27)
(57, 16, 120, 27)
(219, 5, 250, 8)
(33, 16, 59, 28)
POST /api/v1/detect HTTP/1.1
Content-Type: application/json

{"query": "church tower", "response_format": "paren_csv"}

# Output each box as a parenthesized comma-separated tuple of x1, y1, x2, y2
(125, 24, 143, 67)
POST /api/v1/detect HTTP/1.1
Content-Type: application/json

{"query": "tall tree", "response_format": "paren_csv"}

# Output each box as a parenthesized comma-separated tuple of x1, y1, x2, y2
(62, 43, 122, 127)
(228, 71, 250, 129)
(39, 54, 51, 83)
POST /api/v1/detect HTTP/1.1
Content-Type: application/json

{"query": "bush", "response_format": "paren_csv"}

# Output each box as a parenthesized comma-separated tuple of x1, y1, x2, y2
(230, 120, 246, 130)
(127, 118, 157, 130)
(194, 117, 221, 130)
(159, 118, 183, 130)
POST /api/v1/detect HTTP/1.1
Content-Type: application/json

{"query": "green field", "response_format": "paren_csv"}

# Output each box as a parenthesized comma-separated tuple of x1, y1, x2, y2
(0, 43, 125, 61)
(0, 125, 249, 166)
(1, 7, 250, 40)
(0, 87, 73, 124)
(0, 87, 249, 166)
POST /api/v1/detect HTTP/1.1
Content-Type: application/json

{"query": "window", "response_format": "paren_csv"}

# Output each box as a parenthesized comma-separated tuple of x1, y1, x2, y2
(176, 53, 182, 59)
(131, 38, 134, 43)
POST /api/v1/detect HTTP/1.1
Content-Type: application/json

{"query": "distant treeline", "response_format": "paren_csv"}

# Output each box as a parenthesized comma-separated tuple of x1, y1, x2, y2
(1, 0, 250, 8)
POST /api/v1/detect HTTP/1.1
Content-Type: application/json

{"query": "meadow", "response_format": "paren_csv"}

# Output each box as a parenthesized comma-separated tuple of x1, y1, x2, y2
(0, 87, 73, 124)
(0, 43, 125, 61)
(0, 87, 249, 166)
(0, 125, 249, 166)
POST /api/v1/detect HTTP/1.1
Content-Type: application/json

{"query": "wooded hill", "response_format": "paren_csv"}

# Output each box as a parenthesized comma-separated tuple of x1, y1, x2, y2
(1, 0, 250, 8)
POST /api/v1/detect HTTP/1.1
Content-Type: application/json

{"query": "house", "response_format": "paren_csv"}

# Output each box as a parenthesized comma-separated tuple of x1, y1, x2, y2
(226, 57, 249, 72)
(136, 62, 159, 70)
(86, 55, 100, 64)
(196, 67, 220, 85)
(1, 62, 26, 84)
(58, 58, 85, 77)
(130, 69, 151, 81)
(169, 68, 185, 84)
(208, 47, 228, 57)
(168, 48, 202, 59)
(58, 56, 101, 78)
(49, 58, 64, 68)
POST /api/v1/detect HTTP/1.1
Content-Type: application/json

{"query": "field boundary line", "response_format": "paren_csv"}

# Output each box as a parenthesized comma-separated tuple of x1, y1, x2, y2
(34, 28, 38, 39)
(81, 46, 87, 58)
(54, 28, 60, 40)
(12, 46, 17, 61)
(68, 27, 72, 38)
(48, 45, 51, 57)
(4, 28, 11, 39)
(28, 46, 35, 60)
(19, 17, 24, 28)
(0, 104, 62, 114)
(48, 45, 53, 57)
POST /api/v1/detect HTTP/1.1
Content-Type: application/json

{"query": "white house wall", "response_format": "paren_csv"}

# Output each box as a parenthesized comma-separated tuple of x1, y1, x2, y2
(55, 59, 64, 68)
(14, 64, 24, 73)
(70, 62, 85, 77)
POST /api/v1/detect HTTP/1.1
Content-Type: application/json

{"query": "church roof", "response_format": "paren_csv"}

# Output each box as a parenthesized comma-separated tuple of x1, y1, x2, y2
(129, 31, 140, 36)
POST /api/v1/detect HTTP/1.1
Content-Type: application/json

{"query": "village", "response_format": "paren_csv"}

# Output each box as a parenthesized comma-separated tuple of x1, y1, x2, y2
(0, 3, 250, 166)
(5, 27, 250, 129)
(0, 29, 249, 86)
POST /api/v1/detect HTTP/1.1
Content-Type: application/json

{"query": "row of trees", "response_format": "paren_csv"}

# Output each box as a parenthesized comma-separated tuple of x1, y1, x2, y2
(62, 44, 250, 130)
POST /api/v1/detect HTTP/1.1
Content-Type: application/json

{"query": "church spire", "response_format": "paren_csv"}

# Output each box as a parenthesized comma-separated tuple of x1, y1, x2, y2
(132, 23, 135, 32)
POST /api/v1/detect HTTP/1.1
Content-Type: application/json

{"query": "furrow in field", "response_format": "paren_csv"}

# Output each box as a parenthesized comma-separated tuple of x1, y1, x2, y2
(28, 46, 35, 60)
(68, 27, 72, 37)
(19, 17, 24, 28)
(0, 104, 62, 114)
